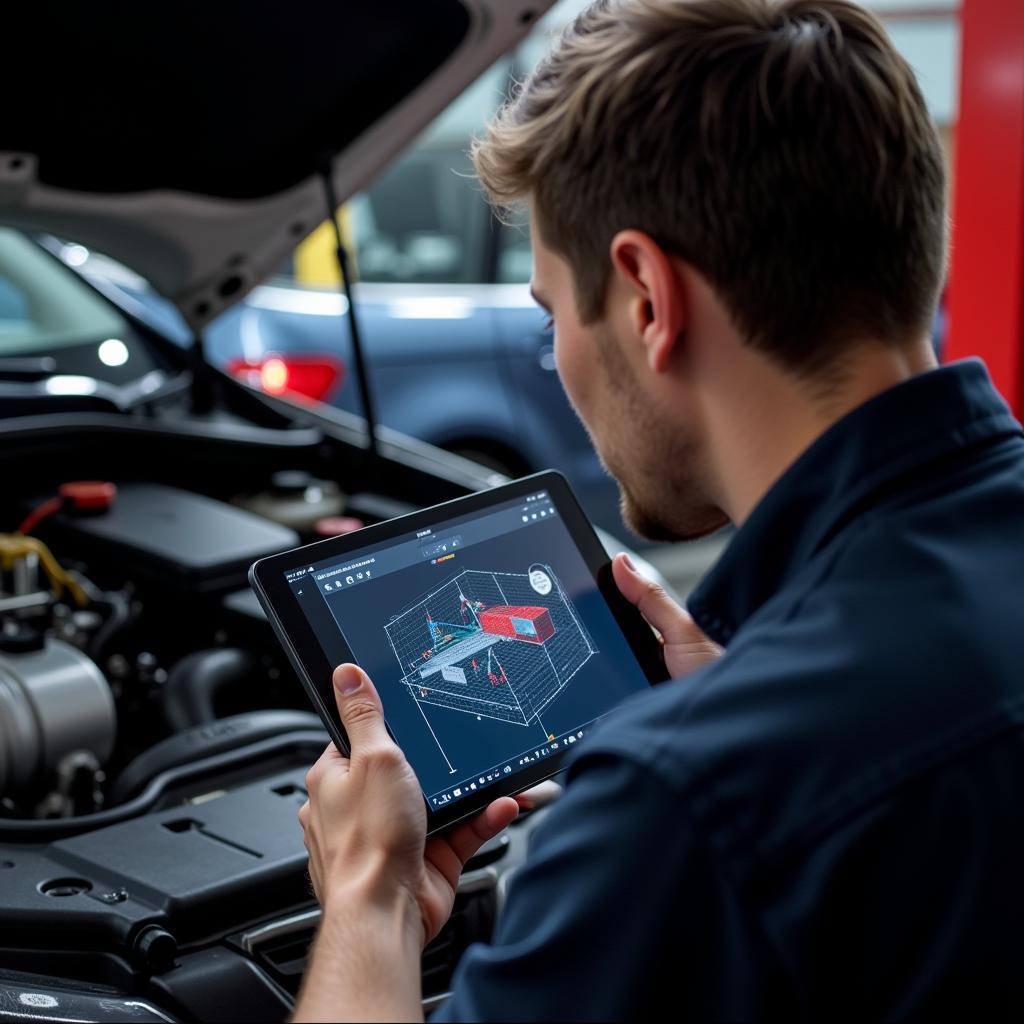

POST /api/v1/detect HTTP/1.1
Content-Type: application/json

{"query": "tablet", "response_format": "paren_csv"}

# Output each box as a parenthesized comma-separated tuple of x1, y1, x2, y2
(249, 471, 668, 834)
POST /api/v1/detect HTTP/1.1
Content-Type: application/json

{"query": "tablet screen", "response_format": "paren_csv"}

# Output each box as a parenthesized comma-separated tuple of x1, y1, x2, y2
(280, 485, 653, 812)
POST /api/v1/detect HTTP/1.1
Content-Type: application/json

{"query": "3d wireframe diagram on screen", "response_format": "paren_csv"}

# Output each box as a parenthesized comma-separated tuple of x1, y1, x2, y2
(384, 567, 597, 735)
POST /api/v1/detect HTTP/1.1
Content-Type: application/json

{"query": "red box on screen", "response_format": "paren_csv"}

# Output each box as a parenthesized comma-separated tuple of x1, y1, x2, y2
(479, 605, 555, 644)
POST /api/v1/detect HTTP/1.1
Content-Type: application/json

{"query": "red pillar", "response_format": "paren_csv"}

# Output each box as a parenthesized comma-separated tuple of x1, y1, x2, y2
(946, 0, 1024, 413)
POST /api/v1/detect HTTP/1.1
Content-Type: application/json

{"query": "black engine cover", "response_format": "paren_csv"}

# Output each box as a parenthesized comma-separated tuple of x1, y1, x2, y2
(47, 483, 299, 593)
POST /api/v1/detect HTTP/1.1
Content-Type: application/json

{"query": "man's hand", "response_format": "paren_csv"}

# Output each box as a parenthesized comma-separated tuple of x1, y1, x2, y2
(298, 664, 520, 945)
(612, 552, 722, 678)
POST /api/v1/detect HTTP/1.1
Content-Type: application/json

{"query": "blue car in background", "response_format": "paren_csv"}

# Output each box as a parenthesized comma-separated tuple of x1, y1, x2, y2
(73, 242, 627, 541)
(203, 279, 623, 535)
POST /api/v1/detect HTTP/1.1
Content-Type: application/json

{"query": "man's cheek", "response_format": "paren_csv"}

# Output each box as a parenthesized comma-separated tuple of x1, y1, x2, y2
(554, 334, 589, 415)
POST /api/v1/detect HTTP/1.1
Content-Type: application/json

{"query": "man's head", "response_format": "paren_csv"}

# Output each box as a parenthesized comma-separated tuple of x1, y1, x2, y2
(473, 0, 947, 539)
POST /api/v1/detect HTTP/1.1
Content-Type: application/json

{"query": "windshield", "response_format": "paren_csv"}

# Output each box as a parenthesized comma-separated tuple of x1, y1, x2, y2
(0, 229, 163, 384)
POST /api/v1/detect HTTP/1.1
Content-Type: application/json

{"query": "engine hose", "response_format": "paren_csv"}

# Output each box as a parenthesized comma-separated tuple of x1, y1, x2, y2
(161, 648, 259, 732)
(87, 589, 131, 664)
(109, 708, 323, 804)
(0, 716, 327, 838)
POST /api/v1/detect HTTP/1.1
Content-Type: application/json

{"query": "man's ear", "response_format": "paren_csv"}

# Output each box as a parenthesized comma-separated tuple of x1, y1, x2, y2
(608, 230, 688, 374)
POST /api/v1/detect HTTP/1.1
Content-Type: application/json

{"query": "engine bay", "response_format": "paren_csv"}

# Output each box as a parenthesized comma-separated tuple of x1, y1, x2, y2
(0, 479, 318, 821)
(0, 466, 546, 1021)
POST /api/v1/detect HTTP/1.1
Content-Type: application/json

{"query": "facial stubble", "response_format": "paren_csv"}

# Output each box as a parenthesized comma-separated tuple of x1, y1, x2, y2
(587, 323, 729, 542)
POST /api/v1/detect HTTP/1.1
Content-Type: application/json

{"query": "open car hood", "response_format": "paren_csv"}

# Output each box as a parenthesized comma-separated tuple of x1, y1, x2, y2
(0, 0, 549, 328)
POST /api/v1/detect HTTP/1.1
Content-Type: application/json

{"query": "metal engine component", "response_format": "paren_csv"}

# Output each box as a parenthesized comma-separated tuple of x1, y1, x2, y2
(0, 638, 116, 797)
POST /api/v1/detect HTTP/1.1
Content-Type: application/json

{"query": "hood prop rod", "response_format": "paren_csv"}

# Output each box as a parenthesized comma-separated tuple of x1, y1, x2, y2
(321, 165, 378, 462)
(188, 328, 216, 413)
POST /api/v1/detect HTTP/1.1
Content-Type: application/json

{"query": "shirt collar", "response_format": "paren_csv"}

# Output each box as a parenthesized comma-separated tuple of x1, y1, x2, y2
(687, 359, 1023, 646)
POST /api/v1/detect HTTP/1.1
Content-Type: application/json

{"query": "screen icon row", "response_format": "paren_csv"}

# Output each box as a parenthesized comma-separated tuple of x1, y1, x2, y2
(519, 730, 585, 767)
(322, 569, 372, 592)
(521, 507, 556, 523)
(422, 534, 463, 559)
(430, 731, 587, 807)
(432, 760, 524, 806)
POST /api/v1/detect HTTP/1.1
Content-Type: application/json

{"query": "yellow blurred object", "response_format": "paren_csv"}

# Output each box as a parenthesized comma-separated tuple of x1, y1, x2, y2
(292, 204, 359, 288)
(0, 533, 87, 607)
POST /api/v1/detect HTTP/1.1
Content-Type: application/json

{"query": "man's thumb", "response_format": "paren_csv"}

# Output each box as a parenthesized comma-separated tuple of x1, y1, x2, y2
(332, 664, 390, 749)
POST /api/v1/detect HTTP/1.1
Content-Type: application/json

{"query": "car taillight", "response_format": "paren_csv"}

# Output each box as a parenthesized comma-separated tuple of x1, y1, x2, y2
(227, 355, 345, 402)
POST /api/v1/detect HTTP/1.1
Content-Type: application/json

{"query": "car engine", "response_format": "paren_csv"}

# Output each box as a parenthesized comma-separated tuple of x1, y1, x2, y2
(0, 637, 115, 817)
(0, 476, 546, 1022)
(0, 481, 306, 820)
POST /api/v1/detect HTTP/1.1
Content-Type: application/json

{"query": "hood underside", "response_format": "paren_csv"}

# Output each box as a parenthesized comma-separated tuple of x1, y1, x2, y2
(0, 0, 551, 327)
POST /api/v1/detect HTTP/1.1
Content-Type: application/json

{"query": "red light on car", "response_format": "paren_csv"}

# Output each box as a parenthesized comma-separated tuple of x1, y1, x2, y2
(227, 354, 345, 402)
(260, 357, 289, 394)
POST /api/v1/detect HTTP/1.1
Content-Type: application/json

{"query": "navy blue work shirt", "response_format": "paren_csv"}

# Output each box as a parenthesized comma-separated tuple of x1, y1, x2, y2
(434, 360, 1024, 1022)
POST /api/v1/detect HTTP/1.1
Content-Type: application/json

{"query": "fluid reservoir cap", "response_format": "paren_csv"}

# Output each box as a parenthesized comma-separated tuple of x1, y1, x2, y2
(315, 516, 364, 537)
(133, 924, 178, 972)
(58, 481, 117, 513)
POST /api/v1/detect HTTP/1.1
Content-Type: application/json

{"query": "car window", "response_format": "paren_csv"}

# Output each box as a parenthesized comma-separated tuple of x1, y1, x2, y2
(287, 62, 512, 289)
(0, 275, 29, 324)
(0, 230, 163, 385)
(0, 230, 127, 353)
(281, 4, 592, 290)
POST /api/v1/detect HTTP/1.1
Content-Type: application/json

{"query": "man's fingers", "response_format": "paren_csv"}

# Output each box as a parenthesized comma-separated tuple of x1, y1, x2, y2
(613, 553, 723, 678)
(425, 797, 519, 894)
(304, 744, 350, 795)
(612, 553, 691, 644)
(332, 664, 393, 755)
(515, 780, 563, 811)
(445, 797, 520, 867)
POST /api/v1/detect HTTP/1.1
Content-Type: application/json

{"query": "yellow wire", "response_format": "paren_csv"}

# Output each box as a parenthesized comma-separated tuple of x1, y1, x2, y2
(0, 533, 88, 607)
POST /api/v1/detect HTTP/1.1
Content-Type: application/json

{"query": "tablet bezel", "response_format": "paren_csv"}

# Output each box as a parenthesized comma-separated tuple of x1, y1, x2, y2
(249, 470, 670, 835)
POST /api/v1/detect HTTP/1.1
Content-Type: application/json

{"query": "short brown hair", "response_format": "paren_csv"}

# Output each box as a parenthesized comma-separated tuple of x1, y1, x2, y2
(473, 0, 947, 375)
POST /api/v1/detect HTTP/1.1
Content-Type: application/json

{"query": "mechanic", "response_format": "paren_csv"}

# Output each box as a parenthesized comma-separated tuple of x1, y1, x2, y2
(295, 0, 1024, 1019)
